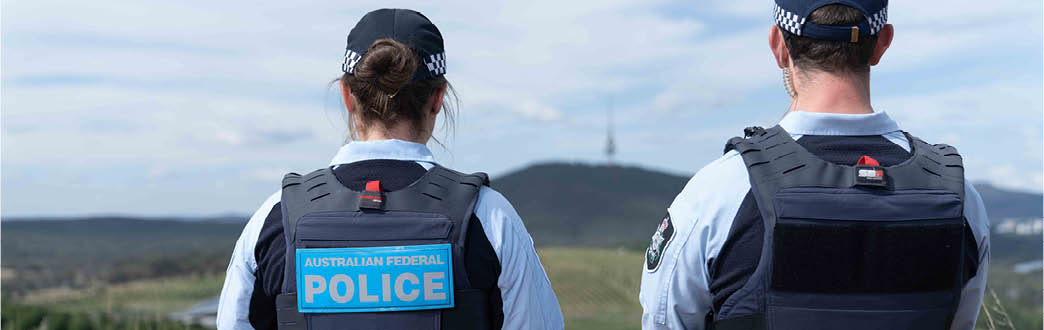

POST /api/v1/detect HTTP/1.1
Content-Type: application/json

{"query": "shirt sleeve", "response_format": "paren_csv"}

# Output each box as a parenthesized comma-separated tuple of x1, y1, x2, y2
(217, 191, 281, 330)
(949, 182, 990, 330)
(474, 187, 565, 330)
(640, 152, 751, 330)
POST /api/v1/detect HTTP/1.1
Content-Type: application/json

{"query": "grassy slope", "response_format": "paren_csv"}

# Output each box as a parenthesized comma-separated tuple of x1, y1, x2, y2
(9, 248, 1040, 330)
(21, 273, 225, 316)
(13, 249, 644, 330)
(539, 248, 643, 330)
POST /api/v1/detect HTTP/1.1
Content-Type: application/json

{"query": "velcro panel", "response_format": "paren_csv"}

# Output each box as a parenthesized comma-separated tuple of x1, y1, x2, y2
(770, 189, 964, 293)
(772, 218, 963, 293)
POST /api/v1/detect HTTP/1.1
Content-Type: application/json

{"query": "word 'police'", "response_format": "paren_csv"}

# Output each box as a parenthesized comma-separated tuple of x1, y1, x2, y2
(303, 272, 447, 304)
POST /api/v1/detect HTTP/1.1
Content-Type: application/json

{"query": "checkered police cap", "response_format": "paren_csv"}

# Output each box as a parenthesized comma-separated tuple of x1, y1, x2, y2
(342, 9, 446, 82)
(774, 0, 888, 42)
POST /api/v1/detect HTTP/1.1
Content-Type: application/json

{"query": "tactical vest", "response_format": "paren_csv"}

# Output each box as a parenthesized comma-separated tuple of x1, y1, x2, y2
(275, 165, 493, 330)
(712, 126, 969, 330)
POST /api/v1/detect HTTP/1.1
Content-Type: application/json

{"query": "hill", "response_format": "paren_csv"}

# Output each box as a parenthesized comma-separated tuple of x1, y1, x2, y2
(1, 217, 244, 291)
(493, 162, 1043, 247)
(973, 183, 1043, 219)
(492, 163, 688, 247)
(3, 163, 1039, 289)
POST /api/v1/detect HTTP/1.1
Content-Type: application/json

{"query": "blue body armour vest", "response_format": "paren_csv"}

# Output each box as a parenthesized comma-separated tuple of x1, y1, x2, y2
(275, 165, 493, 330)
(712, 126, 968, 330)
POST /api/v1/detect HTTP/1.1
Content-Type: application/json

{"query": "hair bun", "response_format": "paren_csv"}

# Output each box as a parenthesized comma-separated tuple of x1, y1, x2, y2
(353, 39, 417, 95)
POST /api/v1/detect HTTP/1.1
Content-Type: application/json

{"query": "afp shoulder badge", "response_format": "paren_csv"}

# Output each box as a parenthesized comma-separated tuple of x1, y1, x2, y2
(645, 214, 675, 272)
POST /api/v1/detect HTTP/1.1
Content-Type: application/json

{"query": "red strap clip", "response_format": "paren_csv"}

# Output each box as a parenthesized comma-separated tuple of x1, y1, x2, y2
(854, 156, 887, 188)
(856, 156, 880, 166)
(365, 180, 382, 192)
(360, 180, 384, 209)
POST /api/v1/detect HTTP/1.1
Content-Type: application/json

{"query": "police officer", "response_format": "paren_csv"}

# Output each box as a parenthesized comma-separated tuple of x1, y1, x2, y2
(640, 1, 989, 330)
(216, 9, 564, 330)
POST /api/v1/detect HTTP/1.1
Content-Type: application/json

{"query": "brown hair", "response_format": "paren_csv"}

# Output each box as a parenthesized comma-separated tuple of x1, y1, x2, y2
(341, 39, 455, 140)
(781, 4, 878, 75)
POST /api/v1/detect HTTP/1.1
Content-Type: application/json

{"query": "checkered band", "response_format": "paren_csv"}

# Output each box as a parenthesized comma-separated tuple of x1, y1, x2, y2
(867, 7, 888, 35)
(342, 50, 362, 74)
(424, 52, 446, 76)
(774, 4, 807, 36)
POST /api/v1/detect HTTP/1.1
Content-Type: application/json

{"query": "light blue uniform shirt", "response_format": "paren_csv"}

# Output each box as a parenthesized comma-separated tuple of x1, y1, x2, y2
(217, 139, 565, 330)
(639, 111, 990, 330)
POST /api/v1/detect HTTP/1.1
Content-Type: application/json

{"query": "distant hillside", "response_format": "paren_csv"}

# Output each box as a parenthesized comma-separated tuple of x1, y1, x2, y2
(2, 164, 1038, 285)
(1, 218, 245, 291)
(494, 162, 1043, 248)
(492, 163, 688, 247)
(973, 183, 1043, 219)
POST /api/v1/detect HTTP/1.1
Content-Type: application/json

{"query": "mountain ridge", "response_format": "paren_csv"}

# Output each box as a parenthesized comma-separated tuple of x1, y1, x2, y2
(492, 162, 1042, 247)
(4, 163, 1039, 249)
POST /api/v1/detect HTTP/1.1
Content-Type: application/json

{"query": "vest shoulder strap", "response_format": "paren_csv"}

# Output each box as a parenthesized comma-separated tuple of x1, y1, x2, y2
(725, 125, 968, 223)
(727, 126, 966, 195)
(280, 165, 489, 254)
(382, 166, 487, 252)
(897, 132, 966, 200)
(280, 168, 338, 249)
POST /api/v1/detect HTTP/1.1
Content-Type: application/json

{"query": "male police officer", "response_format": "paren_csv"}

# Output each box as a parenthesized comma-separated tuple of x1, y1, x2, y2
(639, 1, 989, 330)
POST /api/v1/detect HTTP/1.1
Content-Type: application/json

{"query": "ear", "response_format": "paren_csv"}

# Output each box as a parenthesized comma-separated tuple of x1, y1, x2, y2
(340, 79, 356, 114)
(869, 24, 894, 66)
(429, 82, 447, 116)
(769, 25, 790, 69)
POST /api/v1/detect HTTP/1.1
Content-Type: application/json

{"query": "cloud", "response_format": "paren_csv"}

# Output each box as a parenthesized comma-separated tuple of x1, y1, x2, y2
(513, 100, 563, 122)
(243, 168, 293, 182)
(2, 0, 1041, 216)
(986, 165, 1044, 193)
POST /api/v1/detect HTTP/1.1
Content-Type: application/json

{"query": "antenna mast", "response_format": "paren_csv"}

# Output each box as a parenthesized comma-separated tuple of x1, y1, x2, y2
(605, 97, 616, 166)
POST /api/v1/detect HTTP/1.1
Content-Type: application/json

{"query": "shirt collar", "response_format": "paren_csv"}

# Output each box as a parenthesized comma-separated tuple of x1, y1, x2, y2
(329, 139, 438, 166)
(778, 111, 902, 136)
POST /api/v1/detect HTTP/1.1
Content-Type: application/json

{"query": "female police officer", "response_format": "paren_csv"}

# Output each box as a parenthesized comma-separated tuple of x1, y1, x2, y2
(216, 9, 563, 330)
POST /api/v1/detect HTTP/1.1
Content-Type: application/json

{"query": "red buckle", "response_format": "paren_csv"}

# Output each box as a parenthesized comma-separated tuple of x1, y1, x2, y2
(360, 180, 384, 209)
(365, 180, 382, 192)
(856, 156, 880, 166)
(854, 156, 887, 188)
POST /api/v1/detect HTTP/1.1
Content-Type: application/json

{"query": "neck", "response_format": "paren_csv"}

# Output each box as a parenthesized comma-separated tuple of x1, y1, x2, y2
(790, 70, 873, 114)
(355, 123, 430, 144)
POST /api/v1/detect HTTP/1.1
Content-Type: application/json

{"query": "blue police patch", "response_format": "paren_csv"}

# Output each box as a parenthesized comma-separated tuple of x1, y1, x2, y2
(646, 214, 674, 272)
(295, 244, 454, 313)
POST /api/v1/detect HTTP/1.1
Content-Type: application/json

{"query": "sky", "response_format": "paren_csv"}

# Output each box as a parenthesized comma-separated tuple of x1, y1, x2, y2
(2, 0, 1042, 217)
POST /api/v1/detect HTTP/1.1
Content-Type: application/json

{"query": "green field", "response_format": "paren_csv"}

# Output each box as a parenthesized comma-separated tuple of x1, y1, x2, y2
(6, 247, 1039, 330)
(4, 249, 644, 330)
(4, 172, 1041, 329)
(18, 273, 225, 316)
(540, 248, 643, 330)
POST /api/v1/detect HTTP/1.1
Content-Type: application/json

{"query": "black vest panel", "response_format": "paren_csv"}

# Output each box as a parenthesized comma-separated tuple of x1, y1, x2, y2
(275, 165, 492, 330)
(713, 126, 969, 330)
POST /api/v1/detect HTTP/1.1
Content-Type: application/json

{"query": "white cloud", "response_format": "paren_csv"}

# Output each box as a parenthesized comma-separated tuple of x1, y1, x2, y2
(986, 165, 1044, 193)
(513, 100, 562, 122)
(243, 168, 292, 182)
(2, 0, 1041, 215)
